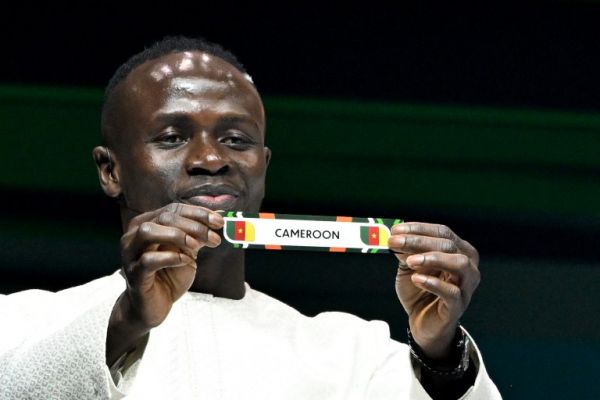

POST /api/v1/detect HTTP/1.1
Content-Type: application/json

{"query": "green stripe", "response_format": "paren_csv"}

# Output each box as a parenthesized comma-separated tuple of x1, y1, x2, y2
(275, 213, 338, 221)
(360, 226, 370, 245)
(226, 221, 236, 238)
(3, 84, 598, 221)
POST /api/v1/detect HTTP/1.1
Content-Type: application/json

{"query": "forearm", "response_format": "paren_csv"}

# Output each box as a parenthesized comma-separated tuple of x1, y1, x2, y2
(106, 292, 151, 367)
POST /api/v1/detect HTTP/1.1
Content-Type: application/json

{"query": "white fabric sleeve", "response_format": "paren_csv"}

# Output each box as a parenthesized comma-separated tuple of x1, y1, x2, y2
(366, 326, 502, 399)
(454, 328, 503, 399)
(106, 333, 148, 398)
(0, 274, 127, 399)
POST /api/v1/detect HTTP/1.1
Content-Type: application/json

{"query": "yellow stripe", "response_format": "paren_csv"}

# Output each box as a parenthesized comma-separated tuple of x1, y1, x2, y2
(379, 227, 389, 246)
(245, 221, 255, 241)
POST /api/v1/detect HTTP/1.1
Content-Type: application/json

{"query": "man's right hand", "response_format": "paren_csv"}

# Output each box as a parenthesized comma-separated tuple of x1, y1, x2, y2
(106, 203, 224, 366)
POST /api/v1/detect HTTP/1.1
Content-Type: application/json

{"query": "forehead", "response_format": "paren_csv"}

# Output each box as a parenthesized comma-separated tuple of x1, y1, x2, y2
(119, 51, 264, 126)
(140, 51, 254, 86)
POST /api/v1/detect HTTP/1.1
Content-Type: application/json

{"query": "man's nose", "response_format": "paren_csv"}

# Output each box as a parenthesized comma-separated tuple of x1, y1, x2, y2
(185, 133, 230, 176)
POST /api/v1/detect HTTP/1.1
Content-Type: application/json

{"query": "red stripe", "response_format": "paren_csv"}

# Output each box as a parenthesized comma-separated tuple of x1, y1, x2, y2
(368, 226, 379, 245)
(234, 221, 245, 240)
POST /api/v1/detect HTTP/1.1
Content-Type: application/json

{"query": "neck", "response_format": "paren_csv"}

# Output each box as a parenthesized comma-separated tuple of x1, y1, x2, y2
(190, 245, 246, 299)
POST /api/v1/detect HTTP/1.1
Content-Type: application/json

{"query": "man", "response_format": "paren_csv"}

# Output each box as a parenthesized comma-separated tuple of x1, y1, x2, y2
(0, 36, 500, 399)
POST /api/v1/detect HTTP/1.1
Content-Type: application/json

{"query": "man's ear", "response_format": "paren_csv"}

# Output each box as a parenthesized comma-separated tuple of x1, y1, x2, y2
(264, 146, 272, 167)
(92, 146, 122, 198)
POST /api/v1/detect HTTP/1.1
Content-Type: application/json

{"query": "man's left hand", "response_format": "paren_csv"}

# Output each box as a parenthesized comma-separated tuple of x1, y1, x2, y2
(389, 222, 480, 359)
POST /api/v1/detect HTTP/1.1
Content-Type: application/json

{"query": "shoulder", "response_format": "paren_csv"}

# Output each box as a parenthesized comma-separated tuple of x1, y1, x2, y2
(0, 271, 125, 355)
(0, 271, 125, 327)
(1, 271, 124, 306)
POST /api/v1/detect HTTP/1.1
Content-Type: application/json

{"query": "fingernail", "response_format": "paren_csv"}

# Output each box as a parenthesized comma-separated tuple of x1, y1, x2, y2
(185, 235, 201, 253)
(407, 255, 425, 266)
(208, 231, 222, 246)
(411, 274, 427, 285)
(392, 224, 408, 234)
(209, 212, 224, 228)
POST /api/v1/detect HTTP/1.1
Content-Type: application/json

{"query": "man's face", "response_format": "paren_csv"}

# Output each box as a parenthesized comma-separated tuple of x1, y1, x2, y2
(110, 51, 270, 214)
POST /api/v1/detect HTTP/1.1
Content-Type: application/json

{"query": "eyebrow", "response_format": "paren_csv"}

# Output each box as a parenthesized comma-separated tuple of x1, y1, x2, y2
(216, 115, 261, 131)
(153, 113, 195, 129)
(153, 112, 261, 132)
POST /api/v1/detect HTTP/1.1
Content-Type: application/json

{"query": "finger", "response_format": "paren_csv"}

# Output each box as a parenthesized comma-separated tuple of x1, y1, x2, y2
(391, 252, 412, 273)
(154, 211, 221, 247)
(127, 251, 196, 282)
(411, 273, 463, 314)
(392, 222, 457, 239)
(123, 222, 201, 262)
(388, 234, 459, 254)
(392, 222, 477, 258)
(127, 203, 224, 231)
(405, 252, 472, 281)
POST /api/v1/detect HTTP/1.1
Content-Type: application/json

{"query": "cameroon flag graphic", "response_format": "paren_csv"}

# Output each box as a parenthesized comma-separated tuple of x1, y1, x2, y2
(226, 220, 255, 241)
(360, 226, 389, 246)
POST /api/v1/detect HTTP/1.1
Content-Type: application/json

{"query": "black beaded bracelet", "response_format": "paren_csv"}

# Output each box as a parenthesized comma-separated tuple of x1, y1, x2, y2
(407, 326, 470, 378)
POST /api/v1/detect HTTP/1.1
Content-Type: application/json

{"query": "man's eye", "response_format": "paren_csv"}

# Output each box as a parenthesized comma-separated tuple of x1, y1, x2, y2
(222, 137, 244, 145)
(157, 134, 186, 145)
(221, 134, 254, 147)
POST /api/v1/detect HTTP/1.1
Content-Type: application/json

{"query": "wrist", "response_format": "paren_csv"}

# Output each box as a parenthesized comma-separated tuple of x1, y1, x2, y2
(113, 291, 151, 332)
(106, 292, 151, 366)
(407, 325, 470, 378)
(410, 323, 457, 359)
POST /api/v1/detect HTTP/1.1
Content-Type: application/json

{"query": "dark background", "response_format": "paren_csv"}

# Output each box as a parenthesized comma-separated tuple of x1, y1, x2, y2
(1, 5, 599, 398)
(3, 6, 600, 111)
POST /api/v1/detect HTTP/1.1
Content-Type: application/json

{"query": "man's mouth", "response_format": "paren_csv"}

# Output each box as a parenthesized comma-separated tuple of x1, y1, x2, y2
(178, 185, 240, 210)
(186, 194, 237, 209)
